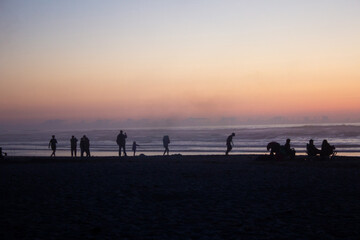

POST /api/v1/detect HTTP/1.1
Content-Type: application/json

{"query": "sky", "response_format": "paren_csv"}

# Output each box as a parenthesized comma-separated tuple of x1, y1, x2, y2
(1, 0, 360, 128)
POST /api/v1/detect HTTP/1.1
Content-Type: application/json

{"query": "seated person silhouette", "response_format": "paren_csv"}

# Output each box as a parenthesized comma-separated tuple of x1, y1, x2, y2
(320, 139, 336, 159)
(0, 147, 7, 159)
(283, 138, 296, 159)
(306, 139, 320, 157)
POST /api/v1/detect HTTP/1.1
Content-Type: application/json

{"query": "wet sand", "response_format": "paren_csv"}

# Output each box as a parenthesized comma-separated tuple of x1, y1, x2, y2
(1, 155, 360, 239)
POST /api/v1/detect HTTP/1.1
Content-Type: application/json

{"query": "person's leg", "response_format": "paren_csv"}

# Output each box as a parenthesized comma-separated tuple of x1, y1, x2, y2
(225, 145, 231, 155)
(123, 145, 127, 156)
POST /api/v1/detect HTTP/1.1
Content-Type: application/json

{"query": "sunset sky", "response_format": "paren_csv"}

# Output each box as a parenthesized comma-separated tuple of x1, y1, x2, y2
(1, 0, 360, 128)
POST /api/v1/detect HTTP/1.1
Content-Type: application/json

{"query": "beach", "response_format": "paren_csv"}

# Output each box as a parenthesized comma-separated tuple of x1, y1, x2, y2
(1, 155, 360, 239)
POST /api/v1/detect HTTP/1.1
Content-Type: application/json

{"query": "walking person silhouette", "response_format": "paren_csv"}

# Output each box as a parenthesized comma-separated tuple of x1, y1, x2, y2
(49, 135, 58, 157)
(116, 130, 127, 157)
(225, 133, 235, 156)
(163, 135, 170, 155)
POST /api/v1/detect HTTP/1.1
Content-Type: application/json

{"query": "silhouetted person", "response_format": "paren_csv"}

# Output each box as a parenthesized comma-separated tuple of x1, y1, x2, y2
(225, 133, 235, 156)
(48, 135, 57, 157)
(267, 141, 281, 156)
(307, 139, 320, 157)
(284, 138, 296, 159)
(163, 135, 170, 155)
(84, 135, 90, 157)
(80, 136, 86, 157)
(321, 139, 336, 159)
(116, 130, 127, 157)
(0, 147, 7, 159)
(70, 135, 78, 157)
(132, 141, 140, 156)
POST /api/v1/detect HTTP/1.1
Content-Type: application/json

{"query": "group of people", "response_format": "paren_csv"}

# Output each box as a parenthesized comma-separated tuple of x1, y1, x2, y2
(47, 133, 337, 159)
(47, 130, 172, 157)
(115, 131, 171, 157)
(266, 138, 336, 160)
(49, 135, 90, 157)
(306, 139, 336, 158)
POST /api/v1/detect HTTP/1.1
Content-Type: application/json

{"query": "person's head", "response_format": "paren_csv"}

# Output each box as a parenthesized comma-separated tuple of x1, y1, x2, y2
(72, 135, 74, 138)
(309, 139, 314, 144)
(232, 133, 235, 136)
(286, 138, 290, 143)
(83, 135, 86, 138)
(322, 139, 328, 144)
(120, 130, 123, 134)
(52, 135, 55, 138)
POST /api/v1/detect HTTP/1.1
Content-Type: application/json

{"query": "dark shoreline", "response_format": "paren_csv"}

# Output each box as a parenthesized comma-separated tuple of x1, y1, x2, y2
(1, 154, 359, 164)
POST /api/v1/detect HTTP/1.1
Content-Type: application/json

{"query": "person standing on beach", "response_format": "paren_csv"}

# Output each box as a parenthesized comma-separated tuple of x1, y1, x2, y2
(70, 136, 78, 157)
(84, 135, 90, 157)
(225, 133, 235, 155)
(49, 135, 58, 157)
(116, 130, 127, 157)
(132, 141, 140, 156)
(80, 136, 85, 157)
(163, 135, 170, 155)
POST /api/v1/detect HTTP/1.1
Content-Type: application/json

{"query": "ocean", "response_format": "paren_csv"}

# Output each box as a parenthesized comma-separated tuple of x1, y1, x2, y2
(0, 123, 359, 157)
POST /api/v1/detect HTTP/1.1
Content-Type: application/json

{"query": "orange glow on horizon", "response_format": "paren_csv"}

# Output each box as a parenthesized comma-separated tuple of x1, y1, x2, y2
(1, 1, 360, 124)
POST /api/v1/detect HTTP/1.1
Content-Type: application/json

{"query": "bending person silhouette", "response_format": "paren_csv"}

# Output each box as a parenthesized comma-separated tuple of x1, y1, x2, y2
(225, 133, 235, 156)
(49, 135, 58, 157)
(163, 135, 170, 155)
(116, 130, 127, 157)
(70, 136, 78, 157)
(267, 141, 281, 157)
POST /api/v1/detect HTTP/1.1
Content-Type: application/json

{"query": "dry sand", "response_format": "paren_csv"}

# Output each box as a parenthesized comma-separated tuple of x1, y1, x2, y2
(1, 155, 360, 239)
